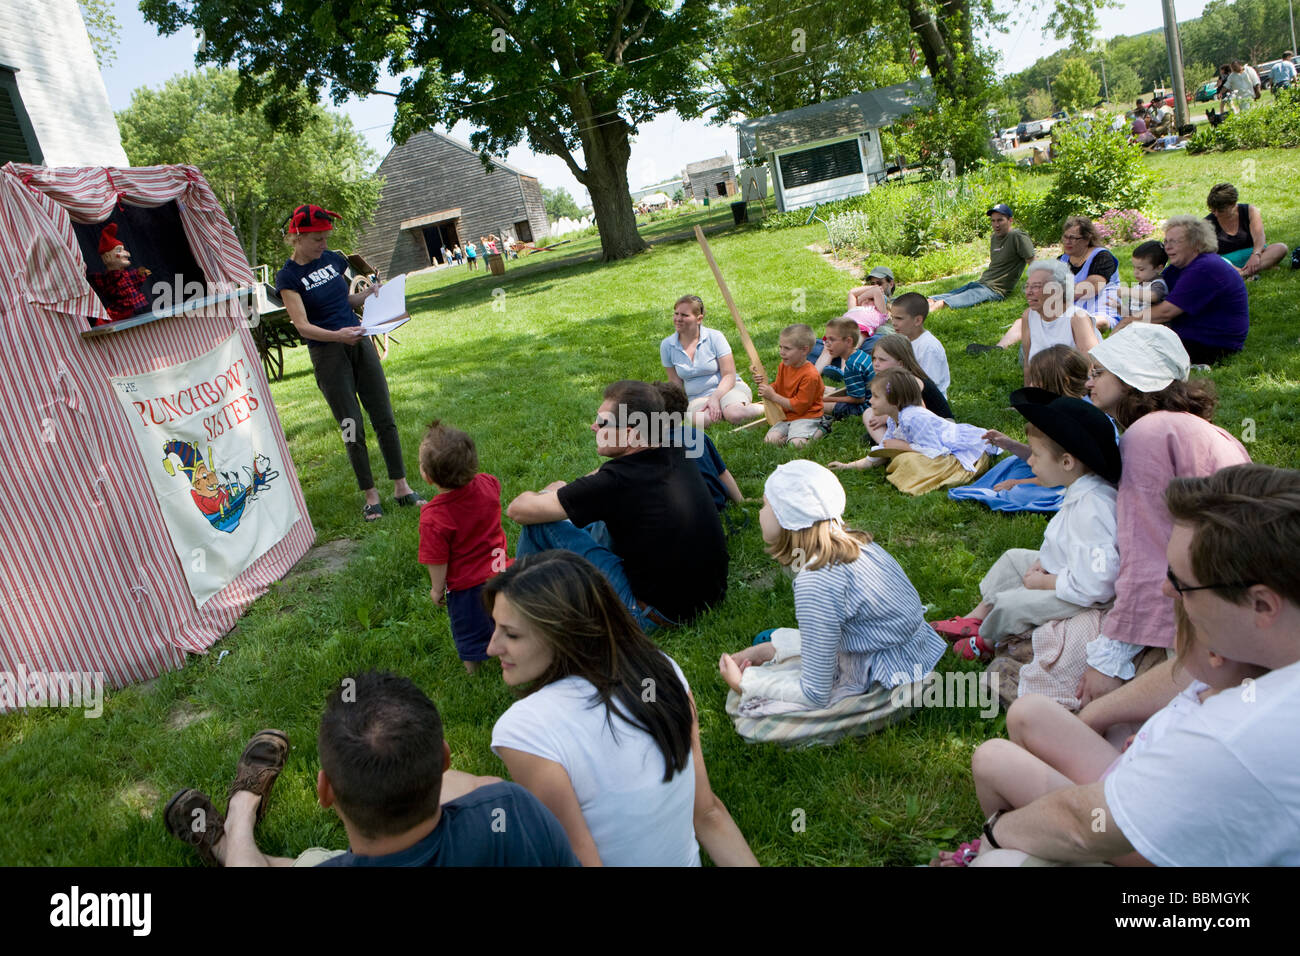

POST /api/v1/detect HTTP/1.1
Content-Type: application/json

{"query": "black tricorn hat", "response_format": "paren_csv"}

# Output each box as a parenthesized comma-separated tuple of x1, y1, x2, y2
(1010, 387, 1121, 484)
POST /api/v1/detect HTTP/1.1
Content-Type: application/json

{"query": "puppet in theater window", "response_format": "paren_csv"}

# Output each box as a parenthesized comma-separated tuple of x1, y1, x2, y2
(85, 223, 152, 324)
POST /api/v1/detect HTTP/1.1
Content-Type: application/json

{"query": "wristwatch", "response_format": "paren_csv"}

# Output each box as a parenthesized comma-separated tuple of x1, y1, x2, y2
(983, 809, 1005, 850)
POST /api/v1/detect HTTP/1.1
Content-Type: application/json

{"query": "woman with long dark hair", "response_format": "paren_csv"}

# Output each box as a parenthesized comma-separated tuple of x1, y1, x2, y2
(485, 551, 757, 866)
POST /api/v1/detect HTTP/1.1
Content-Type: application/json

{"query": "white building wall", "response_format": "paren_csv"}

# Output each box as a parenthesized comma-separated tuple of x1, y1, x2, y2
(0, 0, 129, 166)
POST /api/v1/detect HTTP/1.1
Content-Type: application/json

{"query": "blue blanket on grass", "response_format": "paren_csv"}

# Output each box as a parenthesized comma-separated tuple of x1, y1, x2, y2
(947, 456, 1064, 514)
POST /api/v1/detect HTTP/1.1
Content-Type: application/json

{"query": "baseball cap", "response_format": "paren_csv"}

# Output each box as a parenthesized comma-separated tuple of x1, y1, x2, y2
(868, 265, 895, 281)
(987, 203, 1014, 218)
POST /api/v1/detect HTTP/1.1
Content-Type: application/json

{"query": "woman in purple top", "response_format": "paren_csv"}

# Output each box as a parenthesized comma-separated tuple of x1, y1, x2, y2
(1113, 215, 1249, 365)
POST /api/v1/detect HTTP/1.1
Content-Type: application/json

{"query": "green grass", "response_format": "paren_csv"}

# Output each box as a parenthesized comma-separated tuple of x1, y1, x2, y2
(3, 149, 1299, 866)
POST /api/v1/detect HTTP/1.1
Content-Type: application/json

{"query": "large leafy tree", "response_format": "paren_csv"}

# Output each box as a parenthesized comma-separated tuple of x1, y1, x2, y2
(541, 185, 583, 221)
(140, 0, 710, 262)
(78, 0, 120, 67)
(1053, 57, 1100, 111)
(1183, 0, 1293, 69)
(706, 1, 916, 122)
(117, 69, 382, 269)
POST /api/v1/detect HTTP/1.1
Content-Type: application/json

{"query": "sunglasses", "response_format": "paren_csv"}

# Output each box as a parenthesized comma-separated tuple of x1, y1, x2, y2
(1165, 566, 1254, 595)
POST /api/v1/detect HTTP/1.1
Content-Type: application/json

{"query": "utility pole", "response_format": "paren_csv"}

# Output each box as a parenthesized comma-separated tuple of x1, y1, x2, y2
(1162, 0, 1191, 127)
(1099, 60, 1110, 103)
(1291, 0, 1297, 55)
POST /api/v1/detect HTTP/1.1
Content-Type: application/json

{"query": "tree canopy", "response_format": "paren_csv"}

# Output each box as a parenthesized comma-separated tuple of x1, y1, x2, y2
(116, 69, 382, 270)
(1053, 58, 1100, 111)
(78, 0, 120, 67)
(541, 185, 583, 222)
(140, 0, 712, 261)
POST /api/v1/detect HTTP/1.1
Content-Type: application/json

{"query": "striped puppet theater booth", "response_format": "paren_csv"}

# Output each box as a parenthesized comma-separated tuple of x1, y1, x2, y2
(0, 163, 316, 704)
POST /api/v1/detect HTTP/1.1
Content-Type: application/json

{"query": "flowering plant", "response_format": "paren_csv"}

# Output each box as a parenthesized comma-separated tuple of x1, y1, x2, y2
(1094, 208, 1154, 244)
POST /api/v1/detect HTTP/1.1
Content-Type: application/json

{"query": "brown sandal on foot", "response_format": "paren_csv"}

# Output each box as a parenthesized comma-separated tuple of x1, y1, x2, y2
(165, 788, 225, 866)
(228, 728, 290, 824)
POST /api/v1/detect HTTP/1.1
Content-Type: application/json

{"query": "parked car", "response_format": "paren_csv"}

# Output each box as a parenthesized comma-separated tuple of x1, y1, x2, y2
(1016, 119, 1045, 139)
(1194, 80, 1221, 102)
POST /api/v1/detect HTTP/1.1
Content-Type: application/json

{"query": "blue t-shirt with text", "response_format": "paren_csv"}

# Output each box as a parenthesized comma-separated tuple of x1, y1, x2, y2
(276, 250, 358, 347)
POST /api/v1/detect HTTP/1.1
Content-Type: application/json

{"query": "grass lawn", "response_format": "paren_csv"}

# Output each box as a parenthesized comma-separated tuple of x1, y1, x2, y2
(3, 148, 1299, 866)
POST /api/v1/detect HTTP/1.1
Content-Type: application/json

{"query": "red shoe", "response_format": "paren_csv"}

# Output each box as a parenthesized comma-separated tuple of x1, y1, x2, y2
(951, 635, 993, 661)
(930, 616, 983, 638)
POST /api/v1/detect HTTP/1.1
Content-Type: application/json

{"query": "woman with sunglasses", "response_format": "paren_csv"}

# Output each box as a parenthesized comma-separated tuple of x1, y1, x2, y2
(275, 204, 424, 521)
(486, 550, 758, 867)
(1071, 323, 1250, 707)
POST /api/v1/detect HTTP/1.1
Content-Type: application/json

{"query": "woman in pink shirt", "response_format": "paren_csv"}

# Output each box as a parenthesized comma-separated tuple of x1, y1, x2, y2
(1074, 324, 1250, 705)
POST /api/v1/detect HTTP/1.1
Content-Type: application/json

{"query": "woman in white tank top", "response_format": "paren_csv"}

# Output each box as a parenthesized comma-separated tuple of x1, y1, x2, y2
(1021, 259, 1100, 384)
(486, 551, 759, 867)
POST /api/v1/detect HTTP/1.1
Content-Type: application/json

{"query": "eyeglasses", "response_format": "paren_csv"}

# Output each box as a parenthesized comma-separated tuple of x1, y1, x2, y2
(1166, 566, 1255, 595)
(1061, 233, 1084, 242)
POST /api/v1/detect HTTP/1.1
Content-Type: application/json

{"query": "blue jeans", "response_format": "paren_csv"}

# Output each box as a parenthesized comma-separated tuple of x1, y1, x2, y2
(515, 520, 672, 634)
(931, 281, 1003, 310)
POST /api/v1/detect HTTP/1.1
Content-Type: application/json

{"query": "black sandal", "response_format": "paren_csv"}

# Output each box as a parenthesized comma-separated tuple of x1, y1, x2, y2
(395, 493, 426, 507)
(363, 502, 384, 521)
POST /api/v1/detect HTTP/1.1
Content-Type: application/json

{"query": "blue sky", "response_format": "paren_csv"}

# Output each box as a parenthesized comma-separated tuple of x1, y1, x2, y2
(98, 0, 1215, 204)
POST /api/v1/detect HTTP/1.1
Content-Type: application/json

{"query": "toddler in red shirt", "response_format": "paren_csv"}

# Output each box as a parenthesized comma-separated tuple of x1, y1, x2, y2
(418, 421, 512, 673)
(757, 323, 825, 447)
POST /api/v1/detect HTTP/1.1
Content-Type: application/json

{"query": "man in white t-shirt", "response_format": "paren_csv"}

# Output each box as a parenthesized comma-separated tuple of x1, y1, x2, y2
(973, 463, 1300, 866)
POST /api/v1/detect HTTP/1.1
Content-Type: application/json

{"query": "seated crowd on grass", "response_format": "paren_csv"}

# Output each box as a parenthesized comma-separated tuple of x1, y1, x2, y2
(167, 191, 1300, 868)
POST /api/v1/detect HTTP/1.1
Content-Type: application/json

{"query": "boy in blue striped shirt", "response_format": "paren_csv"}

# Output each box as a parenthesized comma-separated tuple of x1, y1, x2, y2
(820, 315, 874, 428)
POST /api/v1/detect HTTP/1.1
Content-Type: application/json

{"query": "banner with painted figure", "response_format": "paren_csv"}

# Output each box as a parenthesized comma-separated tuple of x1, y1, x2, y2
(110, 333, 298, 607)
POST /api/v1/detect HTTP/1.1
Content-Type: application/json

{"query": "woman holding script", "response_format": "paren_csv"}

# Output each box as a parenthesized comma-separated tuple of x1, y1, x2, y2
(275, 204, 424, 521)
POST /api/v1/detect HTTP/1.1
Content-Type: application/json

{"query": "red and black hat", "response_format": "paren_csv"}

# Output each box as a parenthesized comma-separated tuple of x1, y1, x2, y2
(98, 222, 124, 254)
(285, 204, 341, 234)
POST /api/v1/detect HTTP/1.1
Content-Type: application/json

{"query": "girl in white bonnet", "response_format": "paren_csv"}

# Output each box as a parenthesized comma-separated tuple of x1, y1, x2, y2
(720, 461, 945, 715)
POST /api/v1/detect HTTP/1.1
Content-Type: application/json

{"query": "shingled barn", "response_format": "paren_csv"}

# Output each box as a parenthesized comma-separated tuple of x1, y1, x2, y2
(357, 130, 550, 277)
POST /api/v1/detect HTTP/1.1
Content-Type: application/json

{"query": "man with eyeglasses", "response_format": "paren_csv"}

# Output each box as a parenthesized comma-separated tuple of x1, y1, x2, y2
(505, 379, 727, 633)
(970, 463, 1300, 866)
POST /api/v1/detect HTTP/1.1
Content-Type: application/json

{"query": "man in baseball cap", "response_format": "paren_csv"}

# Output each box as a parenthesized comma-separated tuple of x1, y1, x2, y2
(928, 203, 1035, 312)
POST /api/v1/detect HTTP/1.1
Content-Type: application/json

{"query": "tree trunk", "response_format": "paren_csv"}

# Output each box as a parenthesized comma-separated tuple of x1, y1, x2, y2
(248, 211, 260, 269)
(580, 115, 647, 261)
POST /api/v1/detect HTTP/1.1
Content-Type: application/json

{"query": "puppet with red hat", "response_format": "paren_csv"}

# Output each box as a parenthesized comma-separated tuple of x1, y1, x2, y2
(86, 223, 152, 324)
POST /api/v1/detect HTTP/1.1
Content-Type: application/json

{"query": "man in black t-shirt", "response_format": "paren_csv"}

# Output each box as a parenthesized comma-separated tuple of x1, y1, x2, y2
(165, 671, 578, 867)
(506, 379, 728, 632)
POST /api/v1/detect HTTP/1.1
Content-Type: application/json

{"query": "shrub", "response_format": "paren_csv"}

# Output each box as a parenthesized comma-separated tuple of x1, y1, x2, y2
(1187, 87, 1300, 153)
(1093, 208, 1155, 244)
(1038, 118, 1158, 230)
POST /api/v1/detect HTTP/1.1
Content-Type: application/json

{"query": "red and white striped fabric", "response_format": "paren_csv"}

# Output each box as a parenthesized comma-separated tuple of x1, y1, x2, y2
(0, 163, 315, 698)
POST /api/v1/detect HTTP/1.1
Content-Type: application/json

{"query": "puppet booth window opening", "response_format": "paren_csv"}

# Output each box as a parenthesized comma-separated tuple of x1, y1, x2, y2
(75, 201, 215, 330)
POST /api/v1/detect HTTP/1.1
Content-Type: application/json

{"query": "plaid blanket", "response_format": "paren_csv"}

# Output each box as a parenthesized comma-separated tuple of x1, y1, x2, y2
(725, 677, 924, 747)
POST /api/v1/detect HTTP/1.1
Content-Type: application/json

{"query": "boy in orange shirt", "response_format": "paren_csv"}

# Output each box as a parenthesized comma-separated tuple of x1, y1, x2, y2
(757, 323, 825, 447)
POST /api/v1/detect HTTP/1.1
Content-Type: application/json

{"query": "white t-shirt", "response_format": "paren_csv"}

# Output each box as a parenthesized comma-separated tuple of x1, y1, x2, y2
(491, 657, 700, 866)
(1114, 679, 1208, 771)
(1104, 658, 1300, 866)
(909, 329, 950, 397)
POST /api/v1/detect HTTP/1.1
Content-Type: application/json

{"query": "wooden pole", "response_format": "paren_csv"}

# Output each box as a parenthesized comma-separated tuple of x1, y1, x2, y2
(693, 226, 783, 425)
